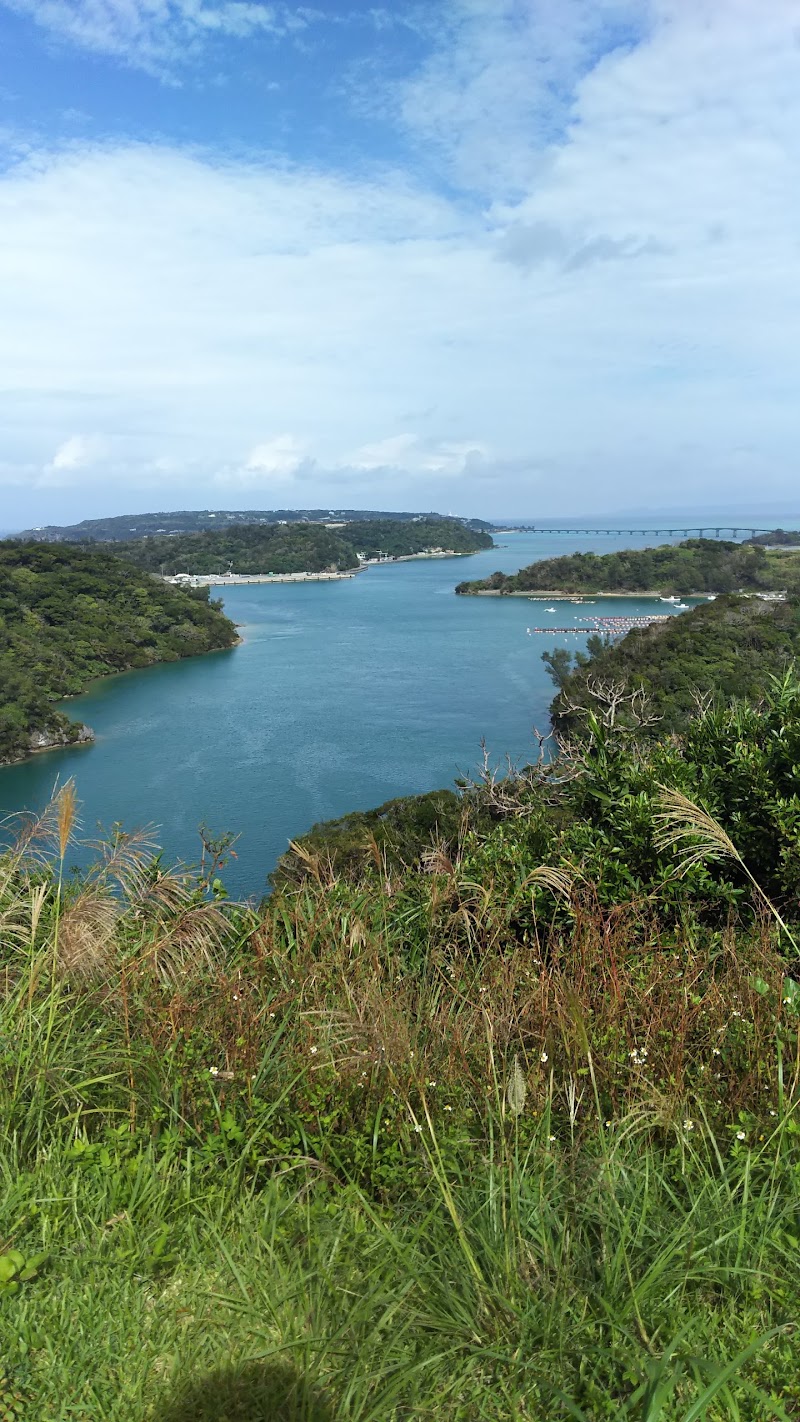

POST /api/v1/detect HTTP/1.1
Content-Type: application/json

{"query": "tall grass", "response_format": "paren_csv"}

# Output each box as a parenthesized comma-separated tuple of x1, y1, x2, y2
(1, 789, 799, 1418)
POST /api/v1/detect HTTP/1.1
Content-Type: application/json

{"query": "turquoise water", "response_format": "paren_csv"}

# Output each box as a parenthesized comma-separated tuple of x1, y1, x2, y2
(0, 529, 719, 896)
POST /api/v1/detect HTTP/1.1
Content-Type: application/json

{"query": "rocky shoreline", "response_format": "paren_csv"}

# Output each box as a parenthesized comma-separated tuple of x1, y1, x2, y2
(1, 722, 94, 768)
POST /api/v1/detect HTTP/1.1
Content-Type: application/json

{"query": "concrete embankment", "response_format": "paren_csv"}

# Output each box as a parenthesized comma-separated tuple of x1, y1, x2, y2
(176, 571, 362, 587)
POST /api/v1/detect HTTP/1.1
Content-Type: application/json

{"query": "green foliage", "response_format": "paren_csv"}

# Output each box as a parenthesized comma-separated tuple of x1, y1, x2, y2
(270, 786, 471, 887)
(114, 517, 493, 576)
(457, 537, 800, 595)
(3, 687, 800, 1414)
(0, 541, 238, 764)
(745, 528, 800, 547)
(548, 594, 800, 737)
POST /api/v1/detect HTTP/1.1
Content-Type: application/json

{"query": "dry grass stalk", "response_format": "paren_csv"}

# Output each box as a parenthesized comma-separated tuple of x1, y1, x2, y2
(56, 891, 118, 982)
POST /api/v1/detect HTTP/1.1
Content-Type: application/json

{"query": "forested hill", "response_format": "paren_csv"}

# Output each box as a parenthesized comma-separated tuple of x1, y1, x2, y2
(546, 593, 800, 738)
(113, 518, 493, 576)
(744, 528, 800, 547)
(0, 543, 238, 765)
(20, 508, 495, 542)
(456, 537, 800, 595)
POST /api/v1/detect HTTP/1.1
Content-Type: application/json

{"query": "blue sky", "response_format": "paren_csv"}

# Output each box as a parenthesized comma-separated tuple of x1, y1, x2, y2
(1, 0, 799, 525)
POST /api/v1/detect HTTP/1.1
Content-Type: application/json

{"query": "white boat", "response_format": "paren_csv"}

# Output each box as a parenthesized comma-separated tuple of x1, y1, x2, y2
(545, 606, 556, 612)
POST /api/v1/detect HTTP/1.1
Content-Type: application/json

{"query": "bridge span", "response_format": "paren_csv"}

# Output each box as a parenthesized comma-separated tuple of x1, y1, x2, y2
(500, 526, 773, 539)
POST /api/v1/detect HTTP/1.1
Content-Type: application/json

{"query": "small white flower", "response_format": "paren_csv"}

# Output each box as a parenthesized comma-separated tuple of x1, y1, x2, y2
(209, 1067, 219, 1077)
(540, 1051, 548, 1064)
(736, 1130, 746, 1141)
(769, 1109, 777, 1117)
(309, 1046, 318, 1055)
(712, 1047, 721, 1056)
(427, 1080, 436, 1088)
(414, 1123, 422, 1133)
(549, 1134, 556, 1143)
(444, 1105, 453, 1112)
(683, 1118, 694, 1132)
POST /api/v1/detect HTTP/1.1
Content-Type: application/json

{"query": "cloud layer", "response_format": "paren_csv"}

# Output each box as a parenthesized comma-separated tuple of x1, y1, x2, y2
(1, 0, 800, 522)
(4, 0, 306, 75)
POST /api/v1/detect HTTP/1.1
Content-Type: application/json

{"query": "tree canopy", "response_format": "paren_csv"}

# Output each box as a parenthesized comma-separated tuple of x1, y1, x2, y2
(0, 542, 238, 764)
(114, 518, 493, 576)
(456, 538, 800, 595)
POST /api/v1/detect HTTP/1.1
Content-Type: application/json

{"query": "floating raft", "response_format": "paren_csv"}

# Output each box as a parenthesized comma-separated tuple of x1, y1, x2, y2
(528, 613, 671, 636)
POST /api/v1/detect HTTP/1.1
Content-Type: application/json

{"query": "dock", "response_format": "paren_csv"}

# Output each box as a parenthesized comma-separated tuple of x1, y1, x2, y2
(527, 613, 671, 636)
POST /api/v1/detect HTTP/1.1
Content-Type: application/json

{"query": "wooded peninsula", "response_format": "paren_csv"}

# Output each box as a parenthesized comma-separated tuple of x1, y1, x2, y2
(456, 537, 800, 596)
(544, 592, 800, 737)
(0, 542, 238, 765)
(115, 517, 493, 576)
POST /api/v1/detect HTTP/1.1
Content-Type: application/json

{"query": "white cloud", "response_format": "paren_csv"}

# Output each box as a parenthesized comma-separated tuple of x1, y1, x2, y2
(239, 434, 310, 482)
(3, 1, 800, 521)
(348, 434, 488, 478)
(49, 433, 103, 470)
(395, 0, 650, 195)
(4, 0, 302, 75)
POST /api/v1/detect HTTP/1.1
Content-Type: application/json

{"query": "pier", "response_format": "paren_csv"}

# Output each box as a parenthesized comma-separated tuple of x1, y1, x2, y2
(528, 613, 671, 636)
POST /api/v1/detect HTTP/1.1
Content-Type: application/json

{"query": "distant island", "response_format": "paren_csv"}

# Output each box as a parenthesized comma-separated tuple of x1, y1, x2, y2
(0, 542, 238, 766)
(111, 517, 494, 577)
(20, 507, 495, 543)
(455, 538, 800, 597)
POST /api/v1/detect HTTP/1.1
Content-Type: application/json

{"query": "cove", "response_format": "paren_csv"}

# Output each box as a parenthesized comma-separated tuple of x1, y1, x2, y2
(0, 529, 697, 897)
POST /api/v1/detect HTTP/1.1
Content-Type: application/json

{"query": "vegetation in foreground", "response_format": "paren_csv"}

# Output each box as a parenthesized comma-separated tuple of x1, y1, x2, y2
(114, 517, 494, 577)
(455, 537, 800, 596)
(544, 593, 800, 738)
(2, 680, 800, 1418)
(0, 542, 238, 766)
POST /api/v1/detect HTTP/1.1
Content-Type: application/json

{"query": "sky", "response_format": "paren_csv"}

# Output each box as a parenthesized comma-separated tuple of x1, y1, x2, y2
(1, 0, 799, 526)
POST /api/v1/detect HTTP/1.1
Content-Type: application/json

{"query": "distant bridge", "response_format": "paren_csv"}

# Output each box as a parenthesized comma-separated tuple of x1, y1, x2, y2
(502, 526, 774, 539)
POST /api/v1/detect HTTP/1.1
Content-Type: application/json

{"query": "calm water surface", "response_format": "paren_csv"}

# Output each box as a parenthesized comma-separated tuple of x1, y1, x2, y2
(0, 529, 725, 895)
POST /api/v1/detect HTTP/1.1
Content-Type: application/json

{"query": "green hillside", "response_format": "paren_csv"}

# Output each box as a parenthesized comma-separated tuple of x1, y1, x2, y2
(115, 517, 493, 576)
(0, 541, 238, 765)
(21, 507, 495, 542)
(456, 537, 800, 595)
(3, 676, 800, 1416)
(545, 593, 800, 739)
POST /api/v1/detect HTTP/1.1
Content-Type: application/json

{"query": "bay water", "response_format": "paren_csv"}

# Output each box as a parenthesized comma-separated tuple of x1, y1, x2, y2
(0, 526, 752, 896)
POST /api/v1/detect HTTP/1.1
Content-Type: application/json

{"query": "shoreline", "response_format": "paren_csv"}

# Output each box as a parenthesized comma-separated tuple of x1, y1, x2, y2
(462, 588, 700, 599)
(179, 570, 362, 587)
(0, 636, 242, 771)
(170, 551, 482, 587)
